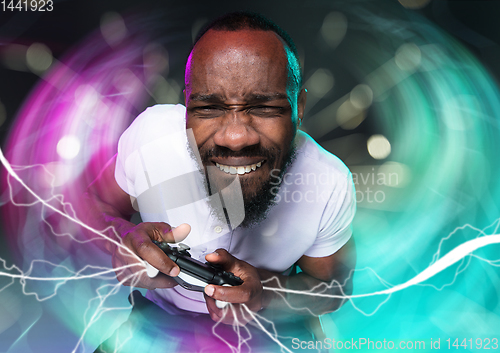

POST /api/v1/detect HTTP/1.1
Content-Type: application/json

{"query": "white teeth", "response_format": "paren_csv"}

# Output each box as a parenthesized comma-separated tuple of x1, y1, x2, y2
(215, 161, 264, 175)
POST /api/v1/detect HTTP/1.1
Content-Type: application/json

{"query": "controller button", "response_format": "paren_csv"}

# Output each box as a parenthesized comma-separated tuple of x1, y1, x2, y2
(178, 243, 190, 251)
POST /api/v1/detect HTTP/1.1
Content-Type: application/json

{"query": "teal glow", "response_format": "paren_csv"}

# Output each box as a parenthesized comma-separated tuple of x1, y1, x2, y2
(316, 4, 500, 346)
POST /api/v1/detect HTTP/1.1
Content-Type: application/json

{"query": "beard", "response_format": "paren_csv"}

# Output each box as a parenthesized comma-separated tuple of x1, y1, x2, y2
(199, 142, 296, 229)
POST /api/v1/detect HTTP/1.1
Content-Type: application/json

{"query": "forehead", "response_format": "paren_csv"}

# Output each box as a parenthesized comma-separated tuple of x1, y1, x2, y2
(185, 29, 289, 97)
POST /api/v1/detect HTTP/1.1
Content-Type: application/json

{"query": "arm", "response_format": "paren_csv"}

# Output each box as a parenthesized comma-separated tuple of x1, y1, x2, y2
(261, 236, 356, 314)
(202, 237, 356, 324)
(80, 154, 190, 289)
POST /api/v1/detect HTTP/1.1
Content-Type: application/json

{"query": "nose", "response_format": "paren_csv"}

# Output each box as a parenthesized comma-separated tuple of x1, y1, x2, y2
(213, 112, 260, 151)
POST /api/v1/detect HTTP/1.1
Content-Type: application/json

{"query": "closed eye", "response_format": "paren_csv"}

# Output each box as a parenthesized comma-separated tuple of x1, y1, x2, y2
(192, 106, 226, 118)
(248, 106, 287, 117)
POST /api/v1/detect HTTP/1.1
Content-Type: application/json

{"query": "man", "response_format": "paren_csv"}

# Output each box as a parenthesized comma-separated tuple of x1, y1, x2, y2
(87, 11, 356, 352)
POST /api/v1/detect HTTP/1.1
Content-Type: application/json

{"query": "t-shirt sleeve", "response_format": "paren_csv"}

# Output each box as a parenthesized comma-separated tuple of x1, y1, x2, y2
(114, 132, 134, 197)
(114, 115, 143, 198)
(303, 171, 356, 257)
(113, 104, 187, 199)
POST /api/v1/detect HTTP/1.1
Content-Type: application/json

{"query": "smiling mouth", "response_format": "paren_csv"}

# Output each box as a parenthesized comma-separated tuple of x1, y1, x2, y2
(214, 161, 264, 175)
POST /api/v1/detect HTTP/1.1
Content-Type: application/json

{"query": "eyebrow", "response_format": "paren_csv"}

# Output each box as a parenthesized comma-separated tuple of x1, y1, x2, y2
(189, 93, 289, 103)
(247, 93, 289, 103)
(189, 93, 225, 102)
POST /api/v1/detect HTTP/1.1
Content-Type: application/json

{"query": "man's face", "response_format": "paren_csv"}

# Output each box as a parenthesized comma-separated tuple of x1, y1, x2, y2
(184, 29, 305, 225)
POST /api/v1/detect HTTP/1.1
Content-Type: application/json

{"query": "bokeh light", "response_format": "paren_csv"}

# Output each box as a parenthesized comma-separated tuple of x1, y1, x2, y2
(56, 135, 81, 160)
(26, 43, 53, 73)
(395, 42, 421, 72)
(337, 98, 366, 130)
(100, 12, 127, 47)
(367, 134, 391, 159)
(349, 84, 373, 110)
(305, 68, 334, 98)
(321, 11, 348, 48)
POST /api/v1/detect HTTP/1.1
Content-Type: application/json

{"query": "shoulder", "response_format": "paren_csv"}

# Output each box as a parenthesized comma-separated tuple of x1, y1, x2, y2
(118, 104, 186, 156)
(292, 130, 352, 182)
(123, 104, 186, 136)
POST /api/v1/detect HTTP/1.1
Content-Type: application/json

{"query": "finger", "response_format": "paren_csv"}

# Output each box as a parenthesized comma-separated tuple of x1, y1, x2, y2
(143, 272, 179, 289)
(132, 237, 180, 277)
(204, 282, 253, 305)
(129, 272, 179, 290)
(130, 264, 179, 289)
(137, 222, 191, 276)
(205, 294, 238, 325)
(204, 248, 235, 269)
(150, 222, 191, 243)
(131, 258, 179, 288)
(205, 295, 251, 326)
(170, 223, 191, 242)
(204, 295, 223, 320)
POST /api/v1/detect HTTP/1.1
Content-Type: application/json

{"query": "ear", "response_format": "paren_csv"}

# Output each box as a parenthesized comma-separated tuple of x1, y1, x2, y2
(183, 89, 187, 105)
(297, 88, 307, 126)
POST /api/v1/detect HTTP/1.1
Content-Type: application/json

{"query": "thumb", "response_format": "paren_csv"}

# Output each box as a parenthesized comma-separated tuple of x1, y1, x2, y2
(170, 223, 191, 242)
(152, 222, 191, 243)
(205, 248, 234, 269)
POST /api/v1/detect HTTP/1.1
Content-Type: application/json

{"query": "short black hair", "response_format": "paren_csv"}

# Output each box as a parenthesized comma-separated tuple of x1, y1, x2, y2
(194, 11, 298, 59)
(192, 11, 303, 92)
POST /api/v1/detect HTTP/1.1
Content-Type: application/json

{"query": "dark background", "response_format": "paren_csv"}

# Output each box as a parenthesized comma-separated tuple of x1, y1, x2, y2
(2, 0, 500, 143)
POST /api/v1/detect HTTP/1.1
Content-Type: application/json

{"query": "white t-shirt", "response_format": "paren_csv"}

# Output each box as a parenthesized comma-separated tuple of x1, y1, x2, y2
(115, 104, 356, 314)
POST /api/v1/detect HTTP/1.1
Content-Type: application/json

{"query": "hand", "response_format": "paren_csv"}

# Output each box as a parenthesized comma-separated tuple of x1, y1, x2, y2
(203, 249, 263, 325)
(112, 222, 191, 289)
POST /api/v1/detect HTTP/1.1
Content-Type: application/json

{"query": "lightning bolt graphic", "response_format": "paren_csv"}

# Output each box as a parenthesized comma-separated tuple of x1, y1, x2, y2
(2, 142, 500, 352)
(0, 144, 157, 352)
(202, 223, 500, 353)
(263, 234, 500, 300)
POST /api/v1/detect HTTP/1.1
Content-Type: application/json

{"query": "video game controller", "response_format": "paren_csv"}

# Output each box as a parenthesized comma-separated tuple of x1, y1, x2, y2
(144, 240, 243, 308)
